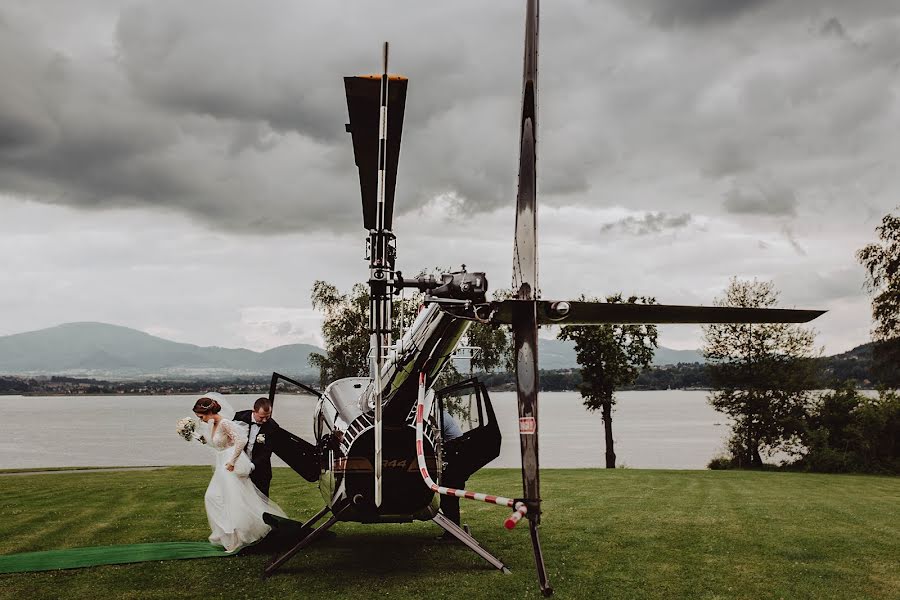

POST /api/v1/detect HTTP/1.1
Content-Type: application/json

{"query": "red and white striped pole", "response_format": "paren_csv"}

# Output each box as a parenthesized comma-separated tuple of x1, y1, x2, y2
(414, 371, 527, 528)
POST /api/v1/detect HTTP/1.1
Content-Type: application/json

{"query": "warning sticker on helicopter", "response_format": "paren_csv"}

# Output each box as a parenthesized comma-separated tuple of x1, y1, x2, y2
(518, 417, 536, 434)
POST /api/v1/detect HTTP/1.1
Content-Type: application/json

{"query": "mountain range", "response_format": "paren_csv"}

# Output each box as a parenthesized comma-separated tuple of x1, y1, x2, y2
(0, 322, 705, 379)
(0, 322, 321, 379)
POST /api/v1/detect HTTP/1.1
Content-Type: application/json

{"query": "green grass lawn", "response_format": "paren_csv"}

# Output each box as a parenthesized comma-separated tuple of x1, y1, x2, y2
(0, 468, 897, 599)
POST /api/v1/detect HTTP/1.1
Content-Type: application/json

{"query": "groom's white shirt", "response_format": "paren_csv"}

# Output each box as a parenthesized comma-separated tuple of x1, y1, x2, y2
(245, 418, 260, 472)
(248, 419, 260, 453)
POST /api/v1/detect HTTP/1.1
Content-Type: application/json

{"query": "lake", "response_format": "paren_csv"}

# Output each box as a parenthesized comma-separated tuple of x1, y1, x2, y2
(0, 390, 730, 470)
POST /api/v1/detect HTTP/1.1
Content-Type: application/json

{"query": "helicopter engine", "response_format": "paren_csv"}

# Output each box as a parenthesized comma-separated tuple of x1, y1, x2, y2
(338, 415, 439, 521)
(313, 376, 442, 522)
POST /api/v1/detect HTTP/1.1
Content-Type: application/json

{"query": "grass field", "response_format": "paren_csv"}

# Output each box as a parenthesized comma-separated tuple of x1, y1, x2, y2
(0, 467, 897, 599)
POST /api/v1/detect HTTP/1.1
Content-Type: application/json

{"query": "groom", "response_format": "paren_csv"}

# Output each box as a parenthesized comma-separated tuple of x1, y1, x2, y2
(234, 397, 278, 496)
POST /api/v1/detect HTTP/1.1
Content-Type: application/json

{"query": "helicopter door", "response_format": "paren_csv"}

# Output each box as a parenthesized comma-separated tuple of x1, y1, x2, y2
(434, 378, 501, 482)
(266, 372, 321, 482)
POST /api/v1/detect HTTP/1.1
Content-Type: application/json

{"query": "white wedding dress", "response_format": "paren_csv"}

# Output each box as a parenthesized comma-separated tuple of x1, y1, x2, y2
(204, 418, 287, 552)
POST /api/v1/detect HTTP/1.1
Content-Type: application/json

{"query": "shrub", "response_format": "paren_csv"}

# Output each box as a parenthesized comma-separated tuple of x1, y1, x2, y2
(707, 455, 734, 470)
(796, 385, 900, 474)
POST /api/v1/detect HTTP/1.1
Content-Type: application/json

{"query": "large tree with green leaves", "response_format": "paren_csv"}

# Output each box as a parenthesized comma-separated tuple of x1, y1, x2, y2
(308, 281, 371, 386)
(702, 278, 820, 468)
(308, 278, 511, 390)
(798, 383, 900, 474)
(558, 294, 658, 468)
(856, 209, 900, 386)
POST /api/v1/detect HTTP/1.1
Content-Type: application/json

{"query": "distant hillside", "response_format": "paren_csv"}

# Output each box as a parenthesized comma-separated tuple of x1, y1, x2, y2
(0, 322, 319, 379)
(0, 322, 879, 388)
(538, 338, 703, 369)
(818, 342, 876, 384)
(0, 322, 706, 380)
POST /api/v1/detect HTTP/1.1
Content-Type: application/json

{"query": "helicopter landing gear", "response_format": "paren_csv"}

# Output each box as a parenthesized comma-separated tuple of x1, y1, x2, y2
(263, 501, 353, 577)
(433, 512, 510, 574)
(528, 518, 553, 597)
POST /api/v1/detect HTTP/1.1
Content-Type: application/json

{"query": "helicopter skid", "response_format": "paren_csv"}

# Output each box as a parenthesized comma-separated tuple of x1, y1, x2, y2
(263, 503, 351, 577)
(433, 512, 510, 574)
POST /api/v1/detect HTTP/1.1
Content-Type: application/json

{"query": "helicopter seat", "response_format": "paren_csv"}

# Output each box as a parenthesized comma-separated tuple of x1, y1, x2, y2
(435, 378, 502, 483)
(442, 416, 501, 483)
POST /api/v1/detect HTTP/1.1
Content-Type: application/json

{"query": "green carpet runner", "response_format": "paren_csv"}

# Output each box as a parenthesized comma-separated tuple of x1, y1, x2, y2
(0, 542, 233, 574)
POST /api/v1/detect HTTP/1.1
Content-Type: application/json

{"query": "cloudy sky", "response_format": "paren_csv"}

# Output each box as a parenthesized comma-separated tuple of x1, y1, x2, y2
(2, 0, 898, 354)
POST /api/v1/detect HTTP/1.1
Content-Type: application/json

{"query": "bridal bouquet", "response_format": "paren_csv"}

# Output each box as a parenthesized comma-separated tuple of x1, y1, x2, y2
(176, 417, 196, 441)
(176, 417, 207, 444)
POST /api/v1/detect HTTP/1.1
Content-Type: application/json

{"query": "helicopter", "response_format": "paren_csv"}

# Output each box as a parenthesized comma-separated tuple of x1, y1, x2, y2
(255, 1, 825, 596)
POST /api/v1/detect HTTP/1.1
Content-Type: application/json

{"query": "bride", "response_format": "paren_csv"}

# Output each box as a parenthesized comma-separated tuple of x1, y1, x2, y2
(192, 393, 287, 552)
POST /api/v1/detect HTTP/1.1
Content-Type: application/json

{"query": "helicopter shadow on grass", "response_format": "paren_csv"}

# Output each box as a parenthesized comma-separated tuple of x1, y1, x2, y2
(254, 526, 528, 578)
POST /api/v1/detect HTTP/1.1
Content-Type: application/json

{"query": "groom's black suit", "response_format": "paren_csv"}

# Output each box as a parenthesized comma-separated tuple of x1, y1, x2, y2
(234, 410, 321, 496)
(234, 410, 278, 497)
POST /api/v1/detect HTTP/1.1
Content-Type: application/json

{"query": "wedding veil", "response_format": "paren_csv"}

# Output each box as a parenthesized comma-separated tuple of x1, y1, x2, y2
(198, 391, 235, 420)
(196, 391, 251, 446)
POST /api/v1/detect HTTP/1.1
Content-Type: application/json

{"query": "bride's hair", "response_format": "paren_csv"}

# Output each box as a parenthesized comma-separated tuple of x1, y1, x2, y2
(193, 396, 222, 415)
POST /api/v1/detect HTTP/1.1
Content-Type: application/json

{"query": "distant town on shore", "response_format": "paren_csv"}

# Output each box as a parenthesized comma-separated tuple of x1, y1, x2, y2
(0, 321, 881, 395)
(0, 344, 879, 396)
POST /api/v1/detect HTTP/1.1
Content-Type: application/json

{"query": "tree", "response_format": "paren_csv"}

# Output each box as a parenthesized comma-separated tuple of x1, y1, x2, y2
(797, 383, 899, 474)
(308, 279, 511, 392)
(558, 294, 658, 468)
(857, 209, 900, 386)
(702, 279, 819, 468)
(308, 281, 371, 387)
(466, 286, 514, 375)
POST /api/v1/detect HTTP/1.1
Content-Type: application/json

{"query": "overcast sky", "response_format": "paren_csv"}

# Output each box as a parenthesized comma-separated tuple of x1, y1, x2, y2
(2, 0, 898, 355)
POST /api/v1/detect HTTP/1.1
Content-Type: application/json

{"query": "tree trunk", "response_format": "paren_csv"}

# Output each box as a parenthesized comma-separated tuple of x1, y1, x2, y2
(602, 399, 616, 468)
(750, 442, 763, 467)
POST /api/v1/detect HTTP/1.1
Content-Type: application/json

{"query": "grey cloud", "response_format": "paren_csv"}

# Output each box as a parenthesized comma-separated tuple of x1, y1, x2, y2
(821, 17, 847, 39)
(112, 2, 527, 142)
(781, 225, 807, 256)
(227, 123, 280, 157)
(108, 1, 548, 222)
(601, 212, 693, 235)
(630, 1, 898, 30)
(634, 0, 772, 28)
(0, 23, 197, 209)
(702, 141, 755, 178)
(724, 184, 797, 217)
(114, 5, 341, 143)
(1, 1, 899, 235)
(777, 267, 866, 304)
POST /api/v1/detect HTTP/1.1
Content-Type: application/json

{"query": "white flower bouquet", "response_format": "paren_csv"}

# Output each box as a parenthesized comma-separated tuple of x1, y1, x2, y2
(176, 417, 207, 444)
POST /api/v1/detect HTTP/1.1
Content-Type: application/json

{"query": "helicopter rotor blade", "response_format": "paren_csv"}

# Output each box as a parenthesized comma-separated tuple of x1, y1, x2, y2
(492, 300, 826, 325)
(344, 73, 408, 231)
(511, 0, 553, 597)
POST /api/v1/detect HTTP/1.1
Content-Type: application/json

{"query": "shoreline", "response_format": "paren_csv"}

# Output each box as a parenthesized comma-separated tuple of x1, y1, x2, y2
(0, 466, 170, 476)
